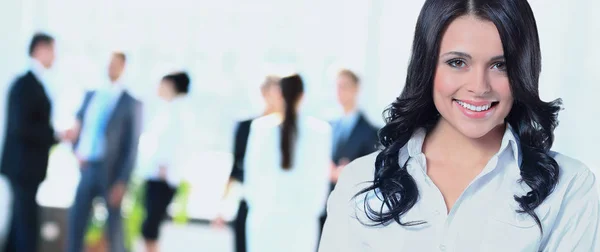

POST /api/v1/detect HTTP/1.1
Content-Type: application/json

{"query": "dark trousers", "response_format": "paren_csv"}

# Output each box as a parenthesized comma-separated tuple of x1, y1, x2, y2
(234, 200, 249, 252)
(3, 182, 40, 252)
(67, 162, 125, 252)
(142, 180, 177, 241)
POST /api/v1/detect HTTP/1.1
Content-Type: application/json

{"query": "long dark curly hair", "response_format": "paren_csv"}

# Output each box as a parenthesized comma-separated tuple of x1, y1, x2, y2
(356, 0, 562, 233)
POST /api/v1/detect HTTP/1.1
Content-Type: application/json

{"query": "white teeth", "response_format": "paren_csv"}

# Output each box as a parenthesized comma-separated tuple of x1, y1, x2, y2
(456, 100, 492, 112)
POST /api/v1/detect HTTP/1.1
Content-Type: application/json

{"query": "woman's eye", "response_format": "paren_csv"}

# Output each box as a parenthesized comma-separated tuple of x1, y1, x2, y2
(447, 59, 466, 68)
(492, 62, 507, 71)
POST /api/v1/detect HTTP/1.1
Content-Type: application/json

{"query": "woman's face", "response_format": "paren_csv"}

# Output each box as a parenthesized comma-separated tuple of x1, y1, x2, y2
(433, 15, 513, 139)
(158, 79, 176, 100)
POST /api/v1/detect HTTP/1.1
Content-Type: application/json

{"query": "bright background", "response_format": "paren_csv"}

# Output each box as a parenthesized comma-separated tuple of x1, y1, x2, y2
(0, 0, 598, 220)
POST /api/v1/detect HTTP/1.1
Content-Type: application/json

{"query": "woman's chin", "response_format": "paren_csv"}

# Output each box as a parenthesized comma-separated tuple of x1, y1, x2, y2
(456, 122, 505, 140)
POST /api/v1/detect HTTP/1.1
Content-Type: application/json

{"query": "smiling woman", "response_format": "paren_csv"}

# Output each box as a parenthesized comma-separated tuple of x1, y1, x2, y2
(318, 0, 600, 251)
(433, 14, 513, 139)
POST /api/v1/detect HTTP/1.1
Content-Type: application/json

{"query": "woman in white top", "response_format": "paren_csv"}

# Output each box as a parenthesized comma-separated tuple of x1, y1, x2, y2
(141, 72, 194, 252)
(244, 74, 331, 252)
(319, 0, 600, 251)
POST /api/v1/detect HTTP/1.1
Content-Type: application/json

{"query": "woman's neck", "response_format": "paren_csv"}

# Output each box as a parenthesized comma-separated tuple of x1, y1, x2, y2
(423, 119, 505, 167)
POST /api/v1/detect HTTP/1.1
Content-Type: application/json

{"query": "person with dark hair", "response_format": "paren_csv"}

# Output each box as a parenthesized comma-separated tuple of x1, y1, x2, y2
(140, 72, 194, 252)
(319, 0, 599, 251)
(0, 32, 66, 252)
(211, 75, 282, 252)
(244, 74, 331, 252)
(65, 52, 143, 252)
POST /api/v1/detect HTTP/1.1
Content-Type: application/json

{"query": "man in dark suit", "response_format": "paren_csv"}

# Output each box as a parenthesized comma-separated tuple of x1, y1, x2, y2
(318, 69, 379, 242)
(65, 52, 142, 252)
(213, 75, 281, 252)
(0, 33, 65, 252)
(330, 70, 379, 182)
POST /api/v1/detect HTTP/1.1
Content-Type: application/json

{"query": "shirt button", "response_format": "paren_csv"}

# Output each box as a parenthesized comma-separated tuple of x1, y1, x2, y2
(439, 244, 446, 251)
(433, 210, 441, 216)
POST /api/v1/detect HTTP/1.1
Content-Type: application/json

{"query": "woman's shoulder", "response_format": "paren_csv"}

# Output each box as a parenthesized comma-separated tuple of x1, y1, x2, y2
(303, 116, 332, 134)
(549, 151, 595, 181)
(547, 151, 598, 203)
(250, 114, 281, 131)
(335, 152, 379, 193)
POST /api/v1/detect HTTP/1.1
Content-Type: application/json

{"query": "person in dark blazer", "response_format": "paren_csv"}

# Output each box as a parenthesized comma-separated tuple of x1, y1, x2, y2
(318, 69, 379, 243)
(0, 33, 64, 252)
(212, 75, 281, 252)
(330, 69, 379, 187)
(65, 52, 143, 252)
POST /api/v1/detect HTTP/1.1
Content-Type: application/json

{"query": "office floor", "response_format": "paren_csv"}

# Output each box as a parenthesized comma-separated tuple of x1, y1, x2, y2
(132, 222, 234, 252)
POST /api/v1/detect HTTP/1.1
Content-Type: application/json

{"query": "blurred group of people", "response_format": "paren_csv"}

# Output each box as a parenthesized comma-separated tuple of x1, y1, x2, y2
(0, 33, 143, 252)
(0, 33, 198, 252)
(0, 32, 380, 252)
(213, 71, 379, 252)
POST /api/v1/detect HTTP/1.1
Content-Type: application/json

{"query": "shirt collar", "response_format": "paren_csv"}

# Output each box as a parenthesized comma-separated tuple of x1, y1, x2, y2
(404, 124, 521, 167)
(30, 58, 47, 84)
(100, 78, 125, 95)
(342, 110, 359, 120)
(339, 110, 360, 127)
(167, 95, 187, 108)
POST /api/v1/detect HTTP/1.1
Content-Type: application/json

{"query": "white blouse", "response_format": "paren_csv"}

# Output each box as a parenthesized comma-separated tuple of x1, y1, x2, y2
(144, 97, 196, 187)
(319, 127, 600, 252)
(244, 113, 332, 217)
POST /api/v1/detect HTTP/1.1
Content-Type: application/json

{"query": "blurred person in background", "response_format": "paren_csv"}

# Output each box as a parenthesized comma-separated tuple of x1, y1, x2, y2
(0, 32, 66, 252)
(319, 0, 600, 251)
(65, 52, 143, 252)
(318, 69, 379, 238)
(330, 69, 379, 183)
(244, 74, 331, 252)
(141, 72, 194, 252)
(212, 75, 281, 252)
(0, 175, 11, 250)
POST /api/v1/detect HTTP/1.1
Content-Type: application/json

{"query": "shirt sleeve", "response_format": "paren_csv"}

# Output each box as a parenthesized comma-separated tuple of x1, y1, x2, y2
(229, 121, 247, 182)
(541, 168, 600, 251)
(297, 123, 332, 217)
(0, 176, 12, 245)
(243, 121, 267, 208)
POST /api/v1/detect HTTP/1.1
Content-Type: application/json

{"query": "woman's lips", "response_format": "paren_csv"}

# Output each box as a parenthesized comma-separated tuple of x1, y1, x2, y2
(453, 99, 498, 119)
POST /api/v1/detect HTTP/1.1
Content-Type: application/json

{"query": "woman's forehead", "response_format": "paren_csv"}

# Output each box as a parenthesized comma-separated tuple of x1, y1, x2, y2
(439, 15, 504, 59)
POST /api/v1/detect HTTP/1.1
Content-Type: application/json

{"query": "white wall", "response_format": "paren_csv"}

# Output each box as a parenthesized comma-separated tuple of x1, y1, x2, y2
(0, 0, 30, 164)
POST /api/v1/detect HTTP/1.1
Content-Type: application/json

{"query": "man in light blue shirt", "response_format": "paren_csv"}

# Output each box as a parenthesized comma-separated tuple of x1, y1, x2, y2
(319, 69, 380, 244)
(330, 69, 379, 182)
(65, 52, 143, 252)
